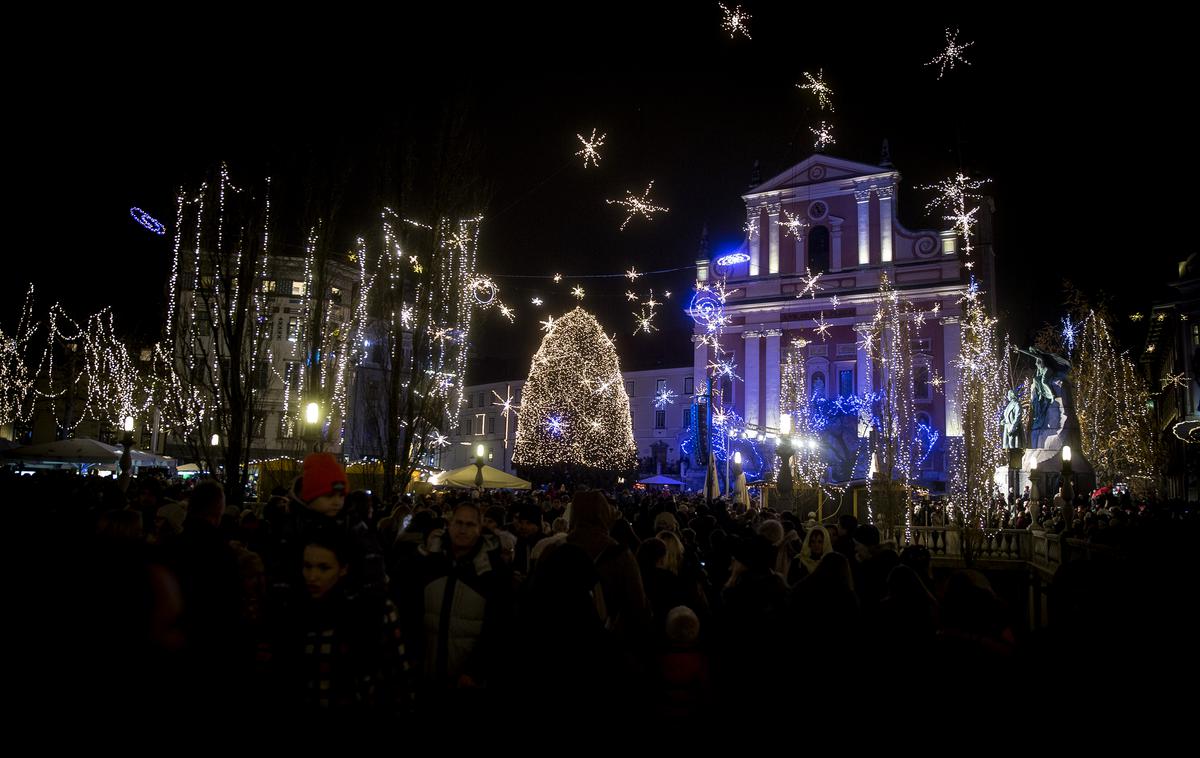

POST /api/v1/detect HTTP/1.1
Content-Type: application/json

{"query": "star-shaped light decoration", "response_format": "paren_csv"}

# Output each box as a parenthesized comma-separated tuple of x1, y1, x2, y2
(813, 312, 832, 341)
(1129, 313, 1144, 322)
(811, 121, 836, 150)
(664, 290, 672, 299)
(545, 415, 566, 436)
(655, 387, 677, 409)
(1061, 316, 1078, 352)
(931, 302, 941, 315)
(927, 27, 974, 79)
(644, 291, 661, 310)
(499, 305, 515, 322)
(607, 181, 669, 230)
(1162, 372, 1189, 390)
(540, 315, 556, 332)
(626, 291, 639, 301)
(492, 387, 519, 418)
(781, 209, 809, 239)
(553, 273, 563, 283)
(429, 431, 450, 448)
(959, 278, 981, 304)
(719, 3, 752, 39)
(829, 295, 840, 310)
(796, 268, 823, 299)
(709, 358, 740, 382)
(634, 309, 658, 335)
(531, 297, 543, 306)
(625, 266, 641, 281)
(744, 216, 760, 240)
(797, 69, 835, 111)
(571, 285, 586, 300)
(929, 373, 946, 393)
(575, 128, 606, 168)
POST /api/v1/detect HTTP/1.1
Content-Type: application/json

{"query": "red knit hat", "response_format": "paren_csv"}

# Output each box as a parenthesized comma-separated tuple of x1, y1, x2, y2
(301, 453, 347, 502)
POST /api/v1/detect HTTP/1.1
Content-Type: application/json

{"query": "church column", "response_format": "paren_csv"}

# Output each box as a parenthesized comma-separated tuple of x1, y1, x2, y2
(748, 207, 762, 276)
(743, 331, 761, 427)
(877, 185, 894, 263)
(794, 228, 805, 273)
(692, 334, 709, 411)
(855, 322, 872, 437)
(855, 186, 872, 266)
(764, 329, 782, 430)
(943, 317, 962, 437)
(767, 202, 781, 275)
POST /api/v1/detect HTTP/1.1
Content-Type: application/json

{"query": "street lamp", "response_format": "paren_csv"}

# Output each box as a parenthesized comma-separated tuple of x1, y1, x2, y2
(305, 401, 322, 451)
(474, 443, 487, 489)
(776, 413, 795, 503)
(1061, 445, 1074, 528)
(211, 433, 220, 447)
(120, 415, 135, 478)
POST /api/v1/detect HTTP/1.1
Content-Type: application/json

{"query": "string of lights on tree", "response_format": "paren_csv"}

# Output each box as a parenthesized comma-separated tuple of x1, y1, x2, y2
(512, 307, 636, 470)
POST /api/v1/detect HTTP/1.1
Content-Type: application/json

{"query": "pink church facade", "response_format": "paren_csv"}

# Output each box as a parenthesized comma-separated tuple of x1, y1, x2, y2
(693, 154, 967, 488)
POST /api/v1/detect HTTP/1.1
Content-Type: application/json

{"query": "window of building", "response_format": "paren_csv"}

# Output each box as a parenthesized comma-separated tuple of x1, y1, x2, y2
(260, 280, 274, 294)
(252, 413, 267, 439)
(625, 380, 635, 397)
(656, 378, 667, 393)
(914, 364, 930, 400)
(487, 416, 495, 435)
(291, 281, 306, 297)
(811, 371, 826, 399)
(839, 368, 855, 398)
(475, 413, 485, 436)
(1193, 323, 1199, 347)
(655, 409, 666, 429)
(808, 226, 830, 273)
(286, 317, 299, 342)
(684, 376, 694, 395)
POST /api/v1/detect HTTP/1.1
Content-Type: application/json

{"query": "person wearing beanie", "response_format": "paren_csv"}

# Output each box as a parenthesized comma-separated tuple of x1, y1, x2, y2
(265, 453, 387, 606)
(512, 503, 546, 579)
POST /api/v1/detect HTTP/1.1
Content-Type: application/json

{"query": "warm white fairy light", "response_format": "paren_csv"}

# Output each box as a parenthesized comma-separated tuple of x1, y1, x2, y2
(1129, 313, 1144, 322)
(430, 431, 450, 448)
(924, 172, 989, 259)
(571, 285, 586, 300)
(531, 297, 543, 306)
(829, 295, 840, 310)
(606, 181, 669, 230)
(499, 305, 515, 322)
(744, 217, 759, 240)
(796, 268, 823, 299)
(927, 27, 974, 79)
(625, 266, 641, 281)
(553, 273, 563, 283)
(644, 292, 661, 310)
(540, 315, 556, 332)
(797, 69, 835, 111)
(575, 128, 606, 168)
(513, 307, 635, 469)
(810, 121, 836, 150)
(1162, 371, 1189, 390)
(664, 291, 672, 299)
(780, 209, 809, 239)
(633, 308, 659, 335)
(626, 291, 639, 301)
(813, 312, 832, 341)
(655, 387, 677, 409)
(719, 3, 752, 39)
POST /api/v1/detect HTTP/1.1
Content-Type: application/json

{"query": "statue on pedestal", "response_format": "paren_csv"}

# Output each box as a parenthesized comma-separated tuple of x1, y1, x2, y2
(1002, 389, 1022, 449)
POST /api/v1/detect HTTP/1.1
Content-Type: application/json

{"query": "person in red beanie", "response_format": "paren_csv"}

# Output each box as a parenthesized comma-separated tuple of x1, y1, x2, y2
(263, 453, 387, 611)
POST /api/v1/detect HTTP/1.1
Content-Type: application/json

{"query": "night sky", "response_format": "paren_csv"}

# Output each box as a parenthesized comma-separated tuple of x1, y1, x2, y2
(10, 6, 1182, 382)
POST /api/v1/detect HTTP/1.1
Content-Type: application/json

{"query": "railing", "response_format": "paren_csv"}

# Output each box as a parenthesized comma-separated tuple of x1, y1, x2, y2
(891, 526, 1032, 563)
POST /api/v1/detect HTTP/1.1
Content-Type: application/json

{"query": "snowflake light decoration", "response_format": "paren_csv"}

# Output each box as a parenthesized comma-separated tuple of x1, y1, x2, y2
(719, 3, 752, 39)
(531, 297, 543, 306)
(797, 70, 835, 111)
(781, 209, 809, 239)
(664, 290, 672, 299)
(796, 268, 823, 299)
(813, 312, 832, 340)
(744, 216, 759, 240)
(625, 266, 641, 281)
(575, 128, 606, 168)
(492, 387, 519, 418)
(499, 305, 515, 322)
(626, 291, 639, 301)
(634, 308, 658, 335)
(545, 415, 566, 437)
(430, 431, 450, 448)
(607, 181, 669, 230)
(1062, 315, 1078, 352)
(829, 295, 840, 310)
(553, 273, 563, 283)
(1162, 372, 1189, 390)
(927, 27, 974, 79)
(810, 121, 836, 150)
(540, 316, 556, 332)
(655, 387, 677, 409)
(571, 285, 586, 300)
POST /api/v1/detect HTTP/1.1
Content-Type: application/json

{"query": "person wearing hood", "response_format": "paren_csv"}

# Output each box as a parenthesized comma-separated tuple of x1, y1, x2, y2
(788, 524, 832, 585)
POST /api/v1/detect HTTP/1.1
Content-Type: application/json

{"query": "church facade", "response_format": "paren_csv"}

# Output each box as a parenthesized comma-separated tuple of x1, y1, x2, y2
(693, 154, 968, 490)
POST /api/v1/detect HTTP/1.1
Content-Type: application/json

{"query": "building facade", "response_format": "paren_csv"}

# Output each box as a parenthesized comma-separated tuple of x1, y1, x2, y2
(693, 154, 965, 489)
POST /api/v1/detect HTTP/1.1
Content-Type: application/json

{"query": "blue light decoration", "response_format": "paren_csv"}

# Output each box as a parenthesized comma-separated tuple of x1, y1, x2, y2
(130, 207, 166, 235)
(1061, 315, 1078, 352)
(915, 422, 940, 468)
(679, 404, 766, 481)
(688, 287, 725, 332)
(713, 251, 751, 267)
(545, 415, 565, 437)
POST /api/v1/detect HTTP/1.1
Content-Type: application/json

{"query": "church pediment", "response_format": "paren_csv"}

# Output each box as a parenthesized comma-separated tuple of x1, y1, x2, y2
(743, 154, 898, 200)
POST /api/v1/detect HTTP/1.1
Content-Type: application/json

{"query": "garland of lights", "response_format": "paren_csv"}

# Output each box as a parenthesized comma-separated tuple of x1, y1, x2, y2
(927, 27, 974, 79)
(606, 181, 669, 230)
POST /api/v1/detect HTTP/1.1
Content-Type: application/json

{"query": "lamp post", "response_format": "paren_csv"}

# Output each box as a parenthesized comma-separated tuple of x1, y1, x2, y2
(776, 414, 795, 509)
(120, 415, 135, 479)
(474, 443, 486, 489)
(305, 401, 322, 452)
(1061, 444, 1074, 529)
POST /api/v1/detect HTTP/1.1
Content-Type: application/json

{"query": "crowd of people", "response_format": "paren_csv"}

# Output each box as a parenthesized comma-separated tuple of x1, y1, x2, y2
(16, 456, 1197, 723)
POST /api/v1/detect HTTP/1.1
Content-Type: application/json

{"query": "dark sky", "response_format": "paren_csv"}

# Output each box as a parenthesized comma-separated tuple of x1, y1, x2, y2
(9, 6, 1184, 381)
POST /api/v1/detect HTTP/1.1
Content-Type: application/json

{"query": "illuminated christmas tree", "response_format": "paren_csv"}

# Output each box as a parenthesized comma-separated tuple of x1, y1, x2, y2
(513, 307, 636, 471)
